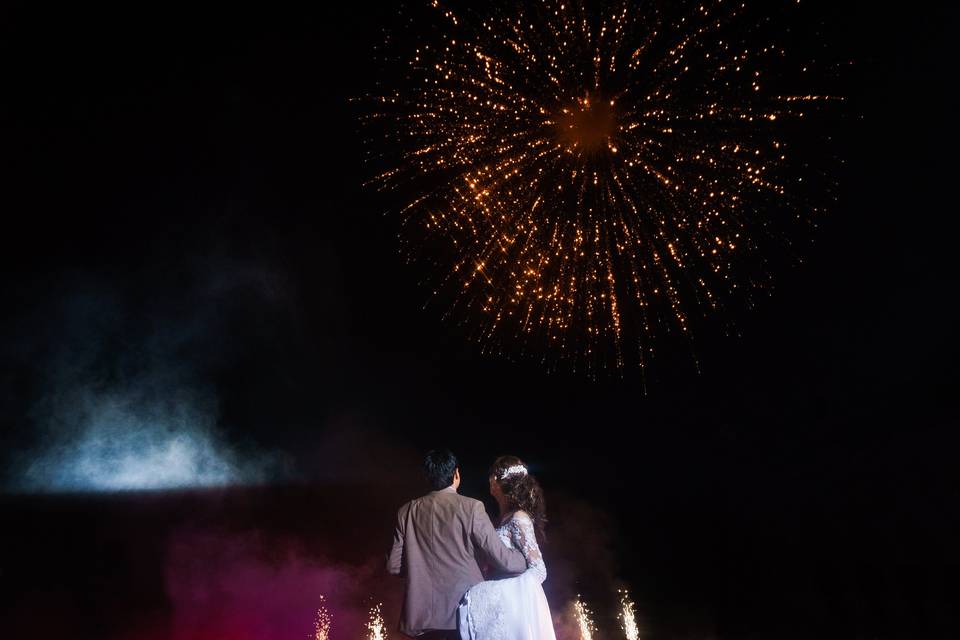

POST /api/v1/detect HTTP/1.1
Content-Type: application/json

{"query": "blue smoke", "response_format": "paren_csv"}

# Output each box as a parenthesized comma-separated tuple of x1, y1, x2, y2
(14, 383, 272, 492)
(4, 261, 293, 493)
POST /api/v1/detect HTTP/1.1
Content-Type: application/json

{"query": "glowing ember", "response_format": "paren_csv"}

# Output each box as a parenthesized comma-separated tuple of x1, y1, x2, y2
(573, 596, 597, 640)
(367, 603, 388, 640)
(618, 590, 640, 640)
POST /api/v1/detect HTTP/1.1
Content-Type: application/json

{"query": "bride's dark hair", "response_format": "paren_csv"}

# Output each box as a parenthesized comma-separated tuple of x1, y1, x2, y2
(490, 455, 547, 543)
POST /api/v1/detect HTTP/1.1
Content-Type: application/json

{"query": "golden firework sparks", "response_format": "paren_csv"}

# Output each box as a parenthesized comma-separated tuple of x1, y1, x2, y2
(618, 589, 640, 640)
(366, 0, 840, 374)
(366, 603, 388, 640)
(312, 595, 332, 640)
(573, 596, 597, 640)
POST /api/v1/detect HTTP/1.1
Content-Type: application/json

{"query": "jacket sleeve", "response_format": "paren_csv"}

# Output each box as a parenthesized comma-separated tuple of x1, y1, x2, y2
(386, 506, 405, 576)
(469, 501, 527, 575)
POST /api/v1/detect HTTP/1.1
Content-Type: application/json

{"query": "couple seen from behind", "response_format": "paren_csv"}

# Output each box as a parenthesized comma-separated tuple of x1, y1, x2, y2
(387, 450, 556, 640)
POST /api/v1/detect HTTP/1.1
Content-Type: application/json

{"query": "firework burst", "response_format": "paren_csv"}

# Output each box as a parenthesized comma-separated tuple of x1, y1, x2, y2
(366, 0, 840, 374)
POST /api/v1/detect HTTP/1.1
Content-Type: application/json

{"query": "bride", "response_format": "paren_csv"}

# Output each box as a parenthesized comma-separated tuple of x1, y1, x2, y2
(458, 456, 557, 640)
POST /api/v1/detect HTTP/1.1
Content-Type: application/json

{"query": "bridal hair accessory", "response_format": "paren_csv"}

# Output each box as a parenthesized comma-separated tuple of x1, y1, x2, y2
(499, 464, 528, 480)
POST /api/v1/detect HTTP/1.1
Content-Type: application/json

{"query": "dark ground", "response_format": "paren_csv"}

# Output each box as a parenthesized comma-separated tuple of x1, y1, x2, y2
(1, 473, 958, 638)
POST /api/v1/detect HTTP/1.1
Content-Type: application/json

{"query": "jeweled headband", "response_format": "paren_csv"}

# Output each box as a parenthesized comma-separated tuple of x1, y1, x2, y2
(498, 464, 527, 480)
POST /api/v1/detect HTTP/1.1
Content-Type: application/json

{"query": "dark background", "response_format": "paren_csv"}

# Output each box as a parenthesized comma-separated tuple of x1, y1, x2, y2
(1, 1, 958, 638)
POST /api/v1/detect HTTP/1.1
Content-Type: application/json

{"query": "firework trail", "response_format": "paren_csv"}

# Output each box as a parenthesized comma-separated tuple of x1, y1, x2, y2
(618, 590, 640, 640)
(367, 603, 388, 640)
(366, 0, 840, 373)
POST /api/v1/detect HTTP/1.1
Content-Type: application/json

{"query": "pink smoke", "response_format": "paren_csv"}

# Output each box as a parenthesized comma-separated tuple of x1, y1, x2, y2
(164, 528, 401, 640)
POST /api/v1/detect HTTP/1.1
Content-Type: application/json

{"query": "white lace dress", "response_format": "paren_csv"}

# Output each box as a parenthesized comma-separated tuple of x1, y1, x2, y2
(458, 510, 557, 640)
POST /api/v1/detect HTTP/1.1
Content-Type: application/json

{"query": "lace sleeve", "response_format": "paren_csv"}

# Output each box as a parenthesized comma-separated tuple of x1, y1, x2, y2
(508, 511, 546, 583)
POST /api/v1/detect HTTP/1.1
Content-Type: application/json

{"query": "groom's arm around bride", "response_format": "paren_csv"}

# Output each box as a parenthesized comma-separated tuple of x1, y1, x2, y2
(387, 449, 526, 638)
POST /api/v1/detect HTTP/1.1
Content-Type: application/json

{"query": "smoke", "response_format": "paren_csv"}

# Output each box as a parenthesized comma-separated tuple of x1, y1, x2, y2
(3, 257, 297, 492)
(13, 378, 275, 491)
(164, 528, 388, 640)
(156, 493, 624, 640)
(545, 494, 625, 640)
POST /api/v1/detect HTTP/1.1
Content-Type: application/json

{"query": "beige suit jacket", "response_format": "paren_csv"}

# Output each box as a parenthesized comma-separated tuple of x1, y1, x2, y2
(387, 488, 527, 636)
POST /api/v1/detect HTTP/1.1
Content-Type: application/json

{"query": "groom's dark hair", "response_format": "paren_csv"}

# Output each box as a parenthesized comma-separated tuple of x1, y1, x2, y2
(424, 449, 458, 490)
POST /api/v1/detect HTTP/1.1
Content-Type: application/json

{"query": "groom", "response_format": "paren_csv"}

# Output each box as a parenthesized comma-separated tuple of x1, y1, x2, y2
(387, 449, 527, 639)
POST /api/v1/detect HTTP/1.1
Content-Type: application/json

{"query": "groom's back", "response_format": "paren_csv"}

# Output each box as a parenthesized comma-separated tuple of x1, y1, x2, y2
(390, 489, 486, 635)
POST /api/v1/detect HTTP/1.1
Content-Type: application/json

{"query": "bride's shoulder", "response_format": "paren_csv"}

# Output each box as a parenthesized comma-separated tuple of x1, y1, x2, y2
(509, 509, 533, 524)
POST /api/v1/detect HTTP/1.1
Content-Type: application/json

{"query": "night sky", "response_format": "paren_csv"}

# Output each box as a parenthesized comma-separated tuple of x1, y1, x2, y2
(1, 1, 958, 638)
